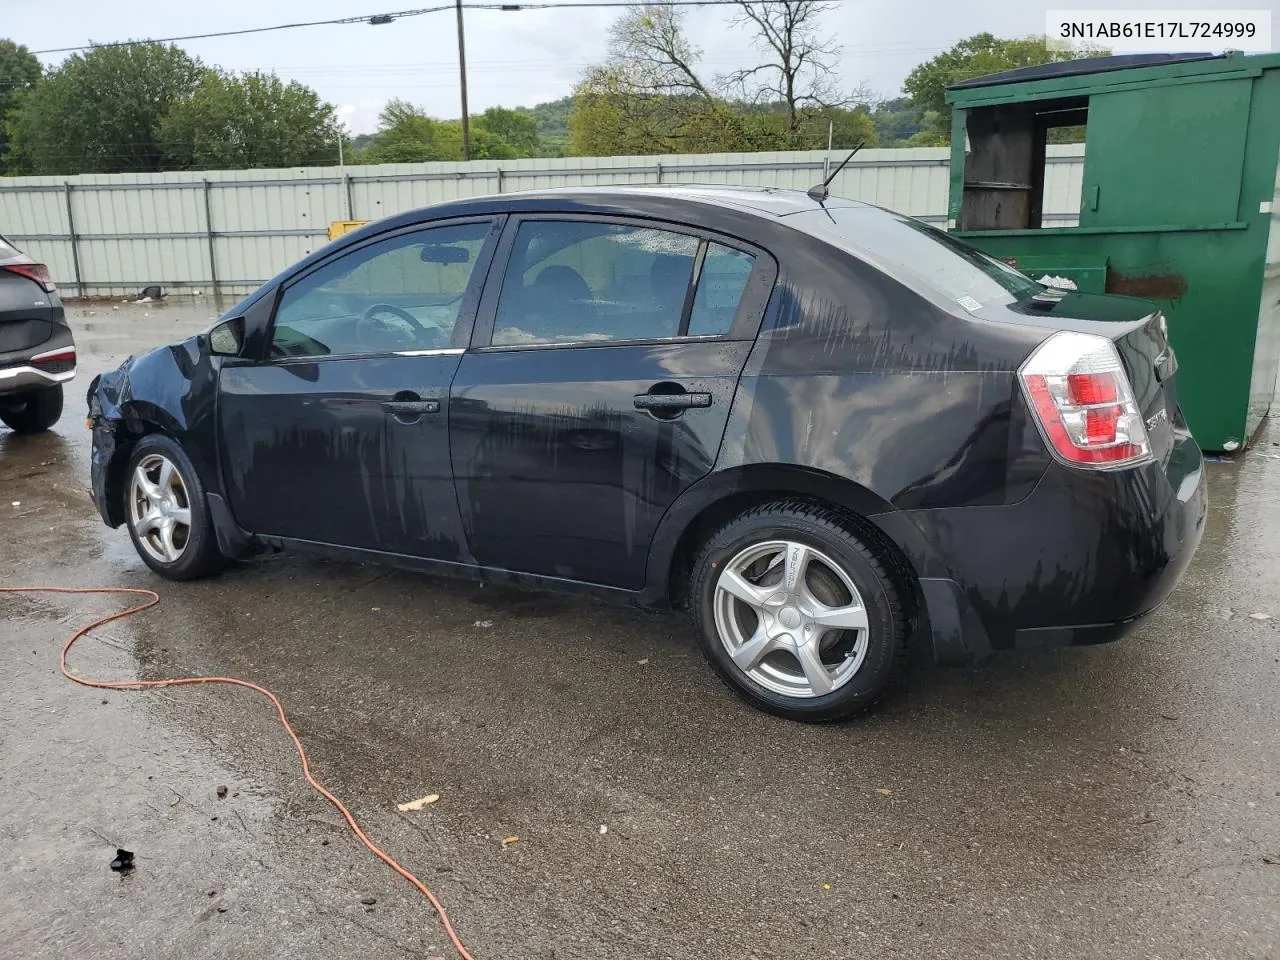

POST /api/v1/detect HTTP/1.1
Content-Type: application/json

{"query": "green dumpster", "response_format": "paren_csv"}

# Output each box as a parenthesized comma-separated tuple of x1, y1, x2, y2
(945, 52, 1280, 452)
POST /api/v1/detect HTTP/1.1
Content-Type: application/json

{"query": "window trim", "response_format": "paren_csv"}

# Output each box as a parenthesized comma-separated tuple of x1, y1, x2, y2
(258, 214, 505, 365)
(469, 213, 777, 352)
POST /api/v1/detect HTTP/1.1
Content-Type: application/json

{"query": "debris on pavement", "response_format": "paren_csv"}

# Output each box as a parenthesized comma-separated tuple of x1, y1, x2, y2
(360, 896, 377, 905)
(876, 788, 893, 795)
(599, 825, 608, 835)
(109, 849, 135, 872)
(474, 620, 494, 628)
(396, 794, 440, 812)
(216, 785, 228, 799)
(501, 835, 519, 848)
(1248, 612, 1273, 621)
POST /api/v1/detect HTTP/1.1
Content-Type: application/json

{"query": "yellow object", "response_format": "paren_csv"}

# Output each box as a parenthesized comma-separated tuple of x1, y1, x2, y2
(328, 220, 369, 241)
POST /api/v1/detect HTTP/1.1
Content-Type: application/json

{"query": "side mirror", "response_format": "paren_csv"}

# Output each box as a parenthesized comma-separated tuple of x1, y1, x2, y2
(207, 316, 245, 357)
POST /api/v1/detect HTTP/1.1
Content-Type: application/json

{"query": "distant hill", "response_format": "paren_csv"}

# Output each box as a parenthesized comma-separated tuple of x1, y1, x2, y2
(514, 97, 573, 157)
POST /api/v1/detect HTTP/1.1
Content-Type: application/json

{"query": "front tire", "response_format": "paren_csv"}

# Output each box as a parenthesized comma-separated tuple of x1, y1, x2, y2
(0, 385, 63, 434)
(123, 434, 226, 580)
(688, 500, 907, 722)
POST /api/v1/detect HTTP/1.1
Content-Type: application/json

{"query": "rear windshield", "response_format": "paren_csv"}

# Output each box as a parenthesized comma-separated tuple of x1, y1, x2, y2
(788, 206, 1041, 308)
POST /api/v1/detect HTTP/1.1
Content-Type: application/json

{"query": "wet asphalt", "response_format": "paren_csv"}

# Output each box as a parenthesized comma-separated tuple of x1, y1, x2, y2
(1, 300, 1278, 960)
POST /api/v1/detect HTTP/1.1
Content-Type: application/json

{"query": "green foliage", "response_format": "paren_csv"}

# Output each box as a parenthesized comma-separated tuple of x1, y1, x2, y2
(903, 33, 1107, 141)
(0, 40, 42, 172)
(357, 100, 452, 163)
(568, 75, 876, 157)
(870, 98, 925, 146)
(160, 70, 341, 169)
(514, 97, 573, 157)
(476, 107, 539, 156)
(8, 43, 202, 174)
(357, 100, 542, 162)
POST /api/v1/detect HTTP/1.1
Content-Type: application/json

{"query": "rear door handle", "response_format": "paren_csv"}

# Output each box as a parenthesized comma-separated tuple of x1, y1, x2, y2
(633, 393, 712, 411)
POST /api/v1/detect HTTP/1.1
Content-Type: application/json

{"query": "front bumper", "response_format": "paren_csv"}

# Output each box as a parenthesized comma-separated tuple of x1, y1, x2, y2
(907, 431, 1207, 654)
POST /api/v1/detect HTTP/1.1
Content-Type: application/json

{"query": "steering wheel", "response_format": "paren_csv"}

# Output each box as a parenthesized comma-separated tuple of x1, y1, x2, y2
(355, 302, 444, 349)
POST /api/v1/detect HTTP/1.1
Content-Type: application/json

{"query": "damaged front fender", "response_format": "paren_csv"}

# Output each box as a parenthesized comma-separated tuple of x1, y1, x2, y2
(87, 337, 223, 528)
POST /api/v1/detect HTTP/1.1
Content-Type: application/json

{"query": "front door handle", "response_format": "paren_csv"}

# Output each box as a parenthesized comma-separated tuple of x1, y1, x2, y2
(633, 393, 712, 411)
(383, 400, 440, 414)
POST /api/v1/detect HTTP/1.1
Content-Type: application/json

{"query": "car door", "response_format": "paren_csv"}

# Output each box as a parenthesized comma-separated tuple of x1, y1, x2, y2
(218, 217, 501, 559)
(449, 215, 777, 589)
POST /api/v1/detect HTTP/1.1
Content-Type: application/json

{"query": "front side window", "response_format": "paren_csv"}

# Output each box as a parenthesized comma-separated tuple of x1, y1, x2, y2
(492, 221, 730, 347)
(270, 222, 490, 359)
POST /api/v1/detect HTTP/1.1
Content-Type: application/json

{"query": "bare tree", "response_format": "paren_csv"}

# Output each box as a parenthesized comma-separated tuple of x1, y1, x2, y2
(606, 5, 717, 102)
(722, 1, 848, 137)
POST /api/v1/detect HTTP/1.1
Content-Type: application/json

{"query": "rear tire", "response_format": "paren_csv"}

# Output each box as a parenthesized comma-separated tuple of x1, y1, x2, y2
(122, 434, 226, 580)
(0, 385, 63, 434)
(688, 500, 907, 722)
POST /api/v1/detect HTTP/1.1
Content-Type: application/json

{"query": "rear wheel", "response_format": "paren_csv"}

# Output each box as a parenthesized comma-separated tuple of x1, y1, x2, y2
(688, 500, 907, 722)
(123, 435, 226, 580)
(0, 385, 63, 434)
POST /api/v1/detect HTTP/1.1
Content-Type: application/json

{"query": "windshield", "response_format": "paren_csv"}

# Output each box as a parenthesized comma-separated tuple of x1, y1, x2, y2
(789, 206, 1042, 308)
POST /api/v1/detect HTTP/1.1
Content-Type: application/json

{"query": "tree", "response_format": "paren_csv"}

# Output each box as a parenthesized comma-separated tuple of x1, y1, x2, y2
(0, 40, 42, 171)
(161, 70, 341, 170)
(904, 33, 1105, 141)
(8, 43, 202, 174)
(722, 1, 852, 139)
(568, 2, 871, 155)
(475, 107, 539, 156)
(870, 97, 925, 146)
(357, 100, 537, 163)
(515, 97, 574, 157)
(358, 99, 456, 163)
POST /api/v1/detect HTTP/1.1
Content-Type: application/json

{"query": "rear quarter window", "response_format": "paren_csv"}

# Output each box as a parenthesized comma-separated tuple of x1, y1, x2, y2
(788, 207, 1041, 309)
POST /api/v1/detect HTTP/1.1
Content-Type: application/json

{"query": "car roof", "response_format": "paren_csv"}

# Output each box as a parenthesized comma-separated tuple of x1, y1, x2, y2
(498, 184, 866, 217)
(375, 184, 870, 230)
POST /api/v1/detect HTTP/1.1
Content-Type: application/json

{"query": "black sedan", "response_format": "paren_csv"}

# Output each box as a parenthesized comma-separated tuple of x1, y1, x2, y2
(88, 186, 1206, 721)
(0, 234, 74, 434)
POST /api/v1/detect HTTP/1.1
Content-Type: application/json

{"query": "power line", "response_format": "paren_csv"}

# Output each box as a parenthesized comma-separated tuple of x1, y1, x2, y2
(31, 0, 841, 56)
(31, 6, 454, 56)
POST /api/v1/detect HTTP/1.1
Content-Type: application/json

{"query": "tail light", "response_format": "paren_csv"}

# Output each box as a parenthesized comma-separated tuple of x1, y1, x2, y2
(2, 262, 57, 293)
(30, 345, 76, 375)
(1019, 331, 1151, 468)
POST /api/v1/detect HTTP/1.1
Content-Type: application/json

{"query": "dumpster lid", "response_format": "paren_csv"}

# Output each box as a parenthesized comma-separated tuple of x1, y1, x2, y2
(948, 53, 1222, 90)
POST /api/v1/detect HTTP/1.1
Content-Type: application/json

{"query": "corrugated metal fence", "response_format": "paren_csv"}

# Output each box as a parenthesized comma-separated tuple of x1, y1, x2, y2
(0, 144, 1086, 298)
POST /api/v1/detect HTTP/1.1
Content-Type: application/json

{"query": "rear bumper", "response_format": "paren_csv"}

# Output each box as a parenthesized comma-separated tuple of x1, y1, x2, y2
(906, 432, 1206, 656)
(0, 329, 77, 396)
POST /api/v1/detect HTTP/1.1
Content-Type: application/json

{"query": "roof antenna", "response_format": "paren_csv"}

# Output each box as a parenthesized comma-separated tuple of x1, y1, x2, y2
(807, 140, 865, 203)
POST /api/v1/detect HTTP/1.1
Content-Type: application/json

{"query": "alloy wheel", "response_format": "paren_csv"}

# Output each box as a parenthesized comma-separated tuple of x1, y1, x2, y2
(128, 453, 192, 564)
(712, 539, 870, 698)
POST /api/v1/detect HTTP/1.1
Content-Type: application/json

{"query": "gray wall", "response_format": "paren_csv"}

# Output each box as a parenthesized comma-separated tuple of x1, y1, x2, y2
(0, 145, 1087, 299)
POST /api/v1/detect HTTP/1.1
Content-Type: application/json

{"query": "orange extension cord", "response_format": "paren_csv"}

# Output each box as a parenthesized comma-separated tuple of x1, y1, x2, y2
(0, 585, 476, 960)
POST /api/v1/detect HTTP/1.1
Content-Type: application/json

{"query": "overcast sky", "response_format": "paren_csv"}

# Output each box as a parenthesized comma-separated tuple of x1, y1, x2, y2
(9, 1, 1280, 134)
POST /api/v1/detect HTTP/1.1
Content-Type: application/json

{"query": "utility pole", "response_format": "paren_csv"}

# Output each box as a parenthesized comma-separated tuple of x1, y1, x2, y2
(455, 0, 471, 161)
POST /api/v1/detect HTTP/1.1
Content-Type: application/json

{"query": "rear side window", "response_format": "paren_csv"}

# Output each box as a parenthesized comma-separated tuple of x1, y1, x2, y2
(0, 236, 20, 259)
(689, 243, 754, 337)
(492, 220, 755, 346)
